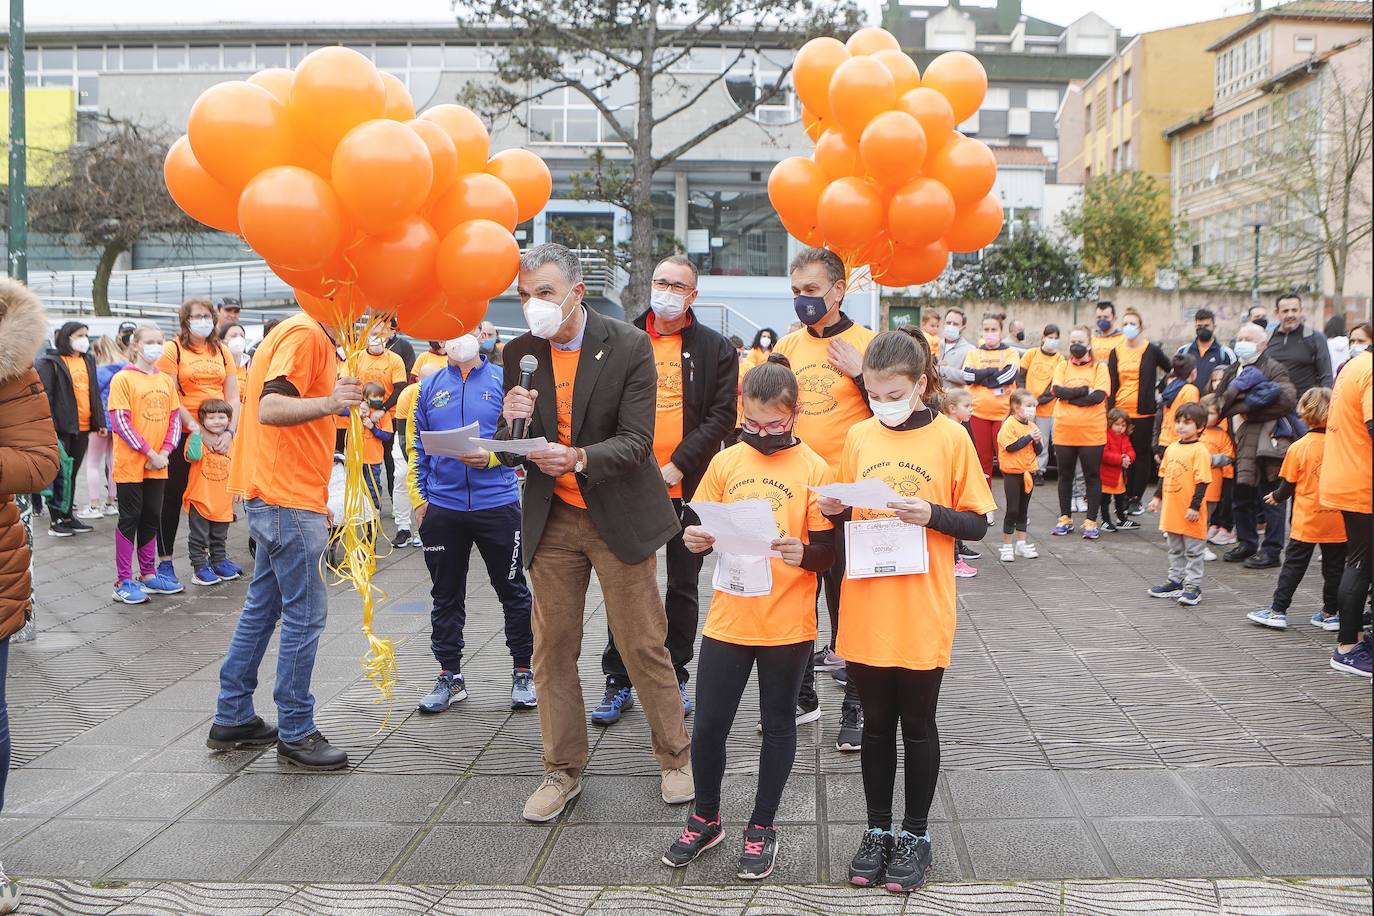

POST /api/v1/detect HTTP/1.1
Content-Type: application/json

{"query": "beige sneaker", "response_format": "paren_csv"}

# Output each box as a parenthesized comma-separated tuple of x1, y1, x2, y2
(523, 769, 582, 823)
(661, 764, 695, 804)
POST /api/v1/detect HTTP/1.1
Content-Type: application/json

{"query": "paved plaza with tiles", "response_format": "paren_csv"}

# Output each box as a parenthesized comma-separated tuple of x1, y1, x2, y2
(3, 490, 1370, 914)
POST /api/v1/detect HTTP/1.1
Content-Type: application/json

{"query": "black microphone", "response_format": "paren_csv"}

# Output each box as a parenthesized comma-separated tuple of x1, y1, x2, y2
(512, 354, 538, 439)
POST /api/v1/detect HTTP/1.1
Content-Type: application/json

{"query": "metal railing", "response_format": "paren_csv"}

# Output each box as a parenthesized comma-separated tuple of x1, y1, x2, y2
(690, 301, 762, 340)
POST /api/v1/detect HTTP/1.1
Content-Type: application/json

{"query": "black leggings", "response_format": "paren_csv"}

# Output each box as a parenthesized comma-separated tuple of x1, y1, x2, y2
(1101, 492, 1128, 525)
(1272, 539, 1347, 614)
(52, 431, 90, 520)
(847, 662, 944, 836)
(1125, 419, 1155, 503)
(1002, 475, 1031, 534)
(157, 443, 191, 557)
(691, 636, 810, 827)
(1338, 512, 1372, 645)
(1212, 478, 1235, 530)
(1056, 444, 1103, 520)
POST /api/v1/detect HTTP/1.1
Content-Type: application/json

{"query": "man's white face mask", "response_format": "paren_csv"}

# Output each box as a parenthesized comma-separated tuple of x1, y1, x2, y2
(524, 287, 575, 339)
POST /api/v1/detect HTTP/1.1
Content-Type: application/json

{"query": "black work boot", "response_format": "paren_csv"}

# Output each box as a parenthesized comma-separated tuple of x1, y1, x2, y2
(277, 731, 349, 771)
(206, 716, 278, 751)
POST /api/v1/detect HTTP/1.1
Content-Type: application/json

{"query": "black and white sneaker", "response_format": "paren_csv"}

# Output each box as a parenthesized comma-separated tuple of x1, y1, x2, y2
(836, 700, 863, 752)
(884, 831, 933, 893)
(66, 516, 94, 533)
(47, 519, 76, 538)
(1117, 518, 1142, 531)
(1099, 519, 1118, 533)
(737, 824, 778, 880)
(391, 529, 412, 548)
(848, 827, 892, 886)
(662, 813, 724, 867)
(955, 542, 981, 560)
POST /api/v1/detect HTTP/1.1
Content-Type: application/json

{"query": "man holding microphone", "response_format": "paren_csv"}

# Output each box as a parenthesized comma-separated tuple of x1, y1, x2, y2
(497, 243, 692, 824)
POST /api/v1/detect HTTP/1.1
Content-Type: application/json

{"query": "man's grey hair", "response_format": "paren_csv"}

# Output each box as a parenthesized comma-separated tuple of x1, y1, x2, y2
(655, 254, 698, 285)
(520, 242, 582, 285)
(1236, 323, 1267, 344)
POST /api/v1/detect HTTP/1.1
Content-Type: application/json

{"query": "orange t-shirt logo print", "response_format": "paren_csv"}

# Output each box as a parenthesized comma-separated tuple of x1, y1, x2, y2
(141, 389, 172, 423)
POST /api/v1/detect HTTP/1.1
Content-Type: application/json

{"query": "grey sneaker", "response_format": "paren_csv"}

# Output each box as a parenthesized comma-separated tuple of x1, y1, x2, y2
(418, 672, 467, 714)
(511, 668, 537, 709)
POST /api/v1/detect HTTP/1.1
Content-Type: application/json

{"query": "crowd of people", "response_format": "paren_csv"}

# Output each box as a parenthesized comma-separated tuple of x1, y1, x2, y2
(0, 247, 1369, 896)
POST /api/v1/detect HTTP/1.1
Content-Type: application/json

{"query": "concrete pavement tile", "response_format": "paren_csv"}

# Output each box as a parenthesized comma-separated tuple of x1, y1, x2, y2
(431, 885, 601, 916)
(1215, 877, 1372, 915)
(0, 818, 163, 877)
(946, 771, 1075, 819)
(392, 824, 550, 884)
(269, 883, 444, 915)
(107, 821, 291, 880)
(71, 708, 211, 747)
(13, 877, 152, 913)
(186, 772, 338, 822)
(1221, 817, 1371, 876)
(1064, 771, 1200, 817)
(109, 881, 296, 914)
(439, 775, 544, 824)
(138, 747, 264, 774)
(63, 772, 227, 819)
(1289, 766, 1372, 813)
(535, 825, 674, 885)
(308, 774, 457, 823)
(743, 885, 903, 915)
(1061, 879, 1220, 915)
(561, 776, 682, 825)
(0, 768, 117, 816)
(1179, 768, 1335, 816)
(22, 744, 152, 771)
(0, 816, 44, 848)
(824, 773, 949, 823)
(249, 823, 419, 882)
(912, 881, 1065, 914)
(590, 886, 755, 915)
(961, 820, 1110, 880)
(1093, 818, 1254, 878)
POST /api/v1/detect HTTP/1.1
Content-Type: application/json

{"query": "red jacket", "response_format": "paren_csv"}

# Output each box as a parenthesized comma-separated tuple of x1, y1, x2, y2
(1101, 428, 1136, 490)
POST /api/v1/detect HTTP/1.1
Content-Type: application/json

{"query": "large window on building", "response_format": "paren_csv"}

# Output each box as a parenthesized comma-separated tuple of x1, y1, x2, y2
(982, 88, 1010, 111)
(529, 81, 633, 145)
(1027, 89, 1059, 113)
(725, 68, 798, 125)
(687, 182, 788, 277)
(1216, 29, 1271, 100)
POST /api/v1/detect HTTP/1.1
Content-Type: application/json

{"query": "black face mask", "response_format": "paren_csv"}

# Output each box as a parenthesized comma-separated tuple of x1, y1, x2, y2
(1014, 330, 1026, 342)
(740, 429, 794, 456)
(1196, 327, 1214, 342)
(367, 399, 385, 410)
(1069, 343, 1089, 360)
(1252, 317, 1268, 328)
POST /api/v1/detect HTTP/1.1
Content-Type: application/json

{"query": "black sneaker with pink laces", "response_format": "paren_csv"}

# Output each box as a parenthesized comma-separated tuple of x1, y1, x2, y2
(661, 813, 724, 867)
(737, 824, 777, 880)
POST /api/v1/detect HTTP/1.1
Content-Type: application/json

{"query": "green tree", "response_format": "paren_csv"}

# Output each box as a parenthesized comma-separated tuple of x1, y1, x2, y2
(1059, 170, 1172, 288)
(945, 221, 1092, 301)
(458, 0, 860, 314)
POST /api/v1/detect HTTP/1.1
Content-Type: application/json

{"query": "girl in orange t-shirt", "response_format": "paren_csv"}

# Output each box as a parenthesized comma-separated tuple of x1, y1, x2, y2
(1050, 326, 1110, 539)
(959, 314, 1019, 480)
(664, 355, 834, 879)
(818, 331, 996, 893)
(109, 325, 183, 605)
(1198, 396, 1236, 546)
(995, 389, 1043, 563)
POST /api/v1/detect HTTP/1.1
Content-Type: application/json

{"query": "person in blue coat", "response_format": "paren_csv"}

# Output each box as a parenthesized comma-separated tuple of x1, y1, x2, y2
(408, 331, 536, 713)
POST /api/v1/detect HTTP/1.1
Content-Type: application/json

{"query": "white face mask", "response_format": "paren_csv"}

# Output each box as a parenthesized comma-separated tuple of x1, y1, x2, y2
(71, 335, 90, 355)
(225, 336, 246, 357)
(141, 342, 165, 363)
(524, 288, 574, 340)
(1234, 340, 1260, 364)
(649, 288, 687, 322)
(943, 324, 962, 342)
(189, 318, 215, 339)
(444, 335, 480, 364)
(1042, 337, 1060, 353)
(1350, 342, 1369, 357)
(1021, 405, 1036, 421)
(759, 335, 773, 349)
(366, 335, 385, 354)
(870, 391, 918, 428)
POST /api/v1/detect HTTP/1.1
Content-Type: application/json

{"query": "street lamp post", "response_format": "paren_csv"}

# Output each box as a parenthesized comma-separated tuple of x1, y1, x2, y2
(1248, 221, 1264, 308)
(6, 0, 26, 284)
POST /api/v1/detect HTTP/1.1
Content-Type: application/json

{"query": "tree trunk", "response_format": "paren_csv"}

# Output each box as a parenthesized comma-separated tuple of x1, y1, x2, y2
(91, 241, 127, 318)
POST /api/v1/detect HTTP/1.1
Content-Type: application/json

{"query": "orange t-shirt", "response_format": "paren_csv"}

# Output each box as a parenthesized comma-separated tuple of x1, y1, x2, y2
(357, 349, 407, 406)
(235, 363, 248, 404)
(108, 368, 179, 484)
(1158, 383, 1201, 450)
(835, 415, 997, 671)
(411, 350, 447, 380)
(229, 314, 339, 514)
(1092, 332, 1125, 366)
(157, 339, 232, 419)
(1319, 350, 1372, 514)
(1201, 425, 1235, 503)
(694, 441, 834, 647)
(772, 321, 877, 471)
(996, 415, 1039, 493)
(650, 332, 685, 499)
(962, 346, 1019, 421)
(1282, 431, 1345, 543)
(356, 410, 394, 466)
(1051, 360, 1110, 446)
(923, 330, 941, 359)
(62, 355, 92, 431)
(184, 444, 233, 523)
(395, 382, 420, 422)
(1157, 438, 1211, 539)
(548, 345, 587, 509)
(1113, 342, 1148, 418)
(1019, 347, 1062, 417)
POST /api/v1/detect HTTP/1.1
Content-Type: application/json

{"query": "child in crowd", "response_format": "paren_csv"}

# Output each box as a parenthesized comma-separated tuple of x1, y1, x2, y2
(995, 389, 1041, 562)
(108, 325, 183, 604)
(920, 308, 943, 358)
(1147, 402, 1212, 607)
(82, 335, 128, 519)
(940, 386, 979, 578)
(390, 362, 440, 549)
(357, 381, 393, 511)
(664, 355, 835, 880)
(819, 331, 995, 893)
(1199, 395, 1237, 548)
(1050, 325, 1110, 539)
(1155, 354, 1200, 458)
(185, 399, 241, 587)
(1248, 388, 1346, 630)
(1099, 408, 1136, 532)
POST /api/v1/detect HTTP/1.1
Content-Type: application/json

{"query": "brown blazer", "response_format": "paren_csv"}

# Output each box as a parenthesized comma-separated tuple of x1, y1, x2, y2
(498, 308, 680, 566)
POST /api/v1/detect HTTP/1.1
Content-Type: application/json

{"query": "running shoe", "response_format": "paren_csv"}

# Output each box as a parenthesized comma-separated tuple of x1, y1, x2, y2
(953, 558, 978, 578)
(1177, 585, 1202, 607)
(884, 831, 933, 893)
(47, 519, 76, 538)
(153, 560, 182, 589)
(737, 825, 777, 880)
(1081, 520, 1100, 540)
(112, 579, 149, 605)
(956, 542, 981, 560)
(1015, 541, 1039, 559)
(1148, 580, 1184, 599)
(848, 828, 892, 887)
(1209, 529, 1238, 546)
(102, 502, 120, 516)
(1203, 548, 1218, 561)
(1310, 610, 1341, 631)
(1247, 608, 1287, 629)
(762, 699, 823, 733)
(1117, 519, 1142, 531)
(1051, 516, 1074, 536)
(1330, 640, 1373, 678)
(140, 571, 184, 595)
(836, 700, 863, 752)
(213, 559, 243, 581)
(1072, 497, 1088, 514)
(590, 685, 634, 726)
(679, 682, 694, 717)
(192, 565, 221, 587)
(1099, 519, 1118, 533)
(74, 506, 103, 521)
(511, 668, 537, 709)
(66, 516, 94, 533)
(1126, 500, 1145, 516)
(998, 544, 1015, 563)
(662, 813, 724, 867)
(391, 529, 412, 548)
(418, 672, 466, 713)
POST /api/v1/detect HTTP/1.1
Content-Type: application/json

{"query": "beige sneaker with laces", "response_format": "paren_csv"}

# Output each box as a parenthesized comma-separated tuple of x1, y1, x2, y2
(661, 764, 695, 804)
(523, 769, 582, 822)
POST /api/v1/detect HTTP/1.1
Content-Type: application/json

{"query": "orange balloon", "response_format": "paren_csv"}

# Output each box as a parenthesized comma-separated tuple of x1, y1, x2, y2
(351, 215, 441, 304)
(187, 81, 293, 192)
(380, 71, 416, 121)
(164, 136, 240, 234)
(294, 288, 338, 324)
(872, 49, 921, 96)
(273, 261, 343, 297)
(920, 51, 988, 123)
(859, 111, 927, 187)
(828, 56, 897, 140)
(238, 166, 347, 270)
(448, 296, 490, 332)
(876, 240, 949, 287)
(793, 37, 850, 121)
(419, 104, 490, 174)
(925, 134, 997, 205)
(887, 177, 957, 246)
(294, 286, 372, 326)
(801, 106, 828, 143)
(945, 193, 1004, 253)
(430, 173, 519, 236)
(406, 120, 459, 206)
(247, 68, 294, 105)
(817, 177, 885, 253)
(846, 27, 902, 57)
(289, 46, 387, 156)
(813, 129, 860, 181)
(897, 87, 956, 155)
(780, 213, 825, 248)
(436, 219, 520, 301)
(484, 149, 552, 224)
(331, 119, 434, 233)
(766, 157, 828, 226)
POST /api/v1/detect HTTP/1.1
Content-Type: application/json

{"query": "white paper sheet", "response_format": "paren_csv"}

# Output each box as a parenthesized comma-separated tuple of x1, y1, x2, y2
(845, 519, 928, 578)
(686, 499, 783, 558)
(471, 436, 551, 456)
(810, 479, 904, 511)
(712, 553, 773, 596)
(418, 422, 483, 458)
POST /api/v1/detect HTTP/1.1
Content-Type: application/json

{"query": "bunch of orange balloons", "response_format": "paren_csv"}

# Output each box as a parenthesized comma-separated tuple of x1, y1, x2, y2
(164, 47, 553, 337)
(767, 27, 1004, 288)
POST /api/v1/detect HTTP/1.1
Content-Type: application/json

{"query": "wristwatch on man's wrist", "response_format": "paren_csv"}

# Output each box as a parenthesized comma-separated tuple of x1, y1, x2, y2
(573, 448, 587, 475)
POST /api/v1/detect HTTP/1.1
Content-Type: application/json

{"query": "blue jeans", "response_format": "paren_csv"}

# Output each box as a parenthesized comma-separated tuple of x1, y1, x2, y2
(364, 464, 383, 510)
(215, 498, 330, 743)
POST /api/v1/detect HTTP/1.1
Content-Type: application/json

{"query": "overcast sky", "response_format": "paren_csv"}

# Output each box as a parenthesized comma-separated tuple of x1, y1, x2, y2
(31, 0, 1275, 37)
